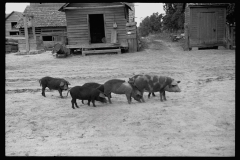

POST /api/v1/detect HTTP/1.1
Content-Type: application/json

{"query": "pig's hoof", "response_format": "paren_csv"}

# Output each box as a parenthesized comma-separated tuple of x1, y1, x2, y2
(72, 107, 75, 109)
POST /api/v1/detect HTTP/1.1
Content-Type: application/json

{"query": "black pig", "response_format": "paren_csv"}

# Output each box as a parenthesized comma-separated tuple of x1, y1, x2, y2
(66, 86, 107, 109)
(39, 76, 70, 98)
(81, 82, 111, 104)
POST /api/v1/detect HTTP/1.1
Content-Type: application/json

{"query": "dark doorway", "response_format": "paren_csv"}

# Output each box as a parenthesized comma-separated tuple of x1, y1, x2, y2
(89, 14, 105, 43)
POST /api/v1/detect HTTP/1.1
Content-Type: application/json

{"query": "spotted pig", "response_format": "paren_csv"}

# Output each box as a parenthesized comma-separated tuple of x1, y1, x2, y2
(128, 74, 181, 102)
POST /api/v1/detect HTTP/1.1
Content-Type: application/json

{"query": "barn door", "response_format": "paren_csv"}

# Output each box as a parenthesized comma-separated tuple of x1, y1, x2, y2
(198, 12, 217, 44)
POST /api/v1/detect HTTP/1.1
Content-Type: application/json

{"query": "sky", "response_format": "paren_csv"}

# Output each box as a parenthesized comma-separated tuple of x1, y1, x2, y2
(5, 3, 165, 26)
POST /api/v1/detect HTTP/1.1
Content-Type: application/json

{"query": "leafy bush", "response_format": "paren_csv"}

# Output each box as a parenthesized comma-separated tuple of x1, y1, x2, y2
(138, 12, 163, 37)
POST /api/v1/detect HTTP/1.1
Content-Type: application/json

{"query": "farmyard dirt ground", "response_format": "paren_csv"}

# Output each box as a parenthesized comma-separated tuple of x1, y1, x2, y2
(5, 35, 235, 156)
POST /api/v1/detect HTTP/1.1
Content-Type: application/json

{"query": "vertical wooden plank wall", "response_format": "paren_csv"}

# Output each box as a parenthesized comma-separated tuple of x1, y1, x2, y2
(126, 22, 137, 52)
(65, 4, 127, 45)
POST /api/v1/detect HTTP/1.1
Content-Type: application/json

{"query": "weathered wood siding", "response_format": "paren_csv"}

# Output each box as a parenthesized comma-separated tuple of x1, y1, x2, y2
(187, 6, 226, 47)
(18, 38, 44, 52)
(5, 12, 21, 36)
(19, 27, 67, 49)
(67, 3, 121, 7)
(65, 4, 127, 45)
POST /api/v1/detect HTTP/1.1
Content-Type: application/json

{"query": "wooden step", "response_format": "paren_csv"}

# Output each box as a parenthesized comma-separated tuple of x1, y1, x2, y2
(82, 48, 121, 56)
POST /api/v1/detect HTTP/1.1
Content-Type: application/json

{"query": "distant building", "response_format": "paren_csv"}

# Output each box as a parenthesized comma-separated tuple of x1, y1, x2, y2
(5, 11, 23, 36)
(16, 3, 67, 49)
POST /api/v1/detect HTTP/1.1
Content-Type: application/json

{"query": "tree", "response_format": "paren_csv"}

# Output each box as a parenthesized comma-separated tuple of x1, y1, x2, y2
(162, 3, 184, 32)
(138, 12, 163, 37)
(226, 3, 235, 24)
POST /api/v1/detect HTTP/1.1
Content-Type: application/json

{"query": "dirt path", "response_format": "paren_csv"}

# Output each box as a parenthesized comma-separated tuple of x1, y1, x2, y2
(6, 37, 235, 156)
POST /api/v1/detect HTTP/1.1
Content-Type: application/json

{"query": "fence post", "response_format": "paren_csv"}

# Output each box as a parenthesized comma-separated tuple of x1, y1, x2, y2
(23, 14, 29, 52)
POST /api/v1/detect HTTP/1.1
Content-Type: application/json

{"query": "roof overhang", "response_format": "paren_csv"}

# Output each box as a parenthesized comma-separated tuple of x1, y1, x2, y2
(58, 3, 132, 12)
(188, 4, 228, 8)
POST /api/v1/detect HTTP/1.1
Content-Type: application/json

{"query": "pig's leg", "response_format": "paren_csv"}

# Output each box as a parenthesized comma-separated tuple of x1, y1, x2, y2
(126, 93, 131, 104)
(159, 90, 164, 102)
(58, 89, 63, 98)
(141, 91, 145, 102)
(82, 100, 84, 104)
(42, 86, 46, 97)
(107, 94, 112, 104)
(163, 91, 167, 101)
(71, 99, 76, 109)
(87, 99, 91, 106)
(152, 92, 156, 97)
(148, 92, 151, 98)
(74, 99, 79, 108)
(91, 99, 96, 107)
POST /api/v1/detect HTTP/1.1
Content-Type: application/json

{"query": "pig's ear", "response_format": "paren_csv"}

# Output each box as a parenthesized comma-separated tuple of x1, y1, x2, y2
(60, 81, 64, 86)
(99, 92, 105, 98)
(66, 81, 71, 85)
(171, 79, 178, 85)
(177, 81, 181, 83)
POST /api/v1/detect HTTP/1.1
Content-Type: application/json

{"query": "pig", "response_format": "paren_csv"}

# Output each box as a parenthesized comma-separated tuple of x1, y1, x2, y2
(66, 86, 107, 109)
(103, 79, 142, 104)
(128, 74, 181, 102)
(81, 82, 111, 104)
(129, 75, 156, 98)
(39, 76, 70, 98)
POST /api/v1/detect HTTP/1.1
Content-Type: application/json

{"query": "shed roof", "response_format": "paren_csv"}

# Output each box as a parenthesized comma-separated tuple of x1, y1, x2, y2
(5, 11, 23, 20)
(16, 5, 66, 28)
(187, 3, 229, 8)
(58, 2, 132, 12)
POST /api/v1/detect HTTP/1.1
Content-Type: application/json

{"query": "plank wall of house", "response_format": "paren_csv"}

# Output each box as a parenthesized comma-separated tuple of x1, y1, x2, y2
(59, 3, 135, 50)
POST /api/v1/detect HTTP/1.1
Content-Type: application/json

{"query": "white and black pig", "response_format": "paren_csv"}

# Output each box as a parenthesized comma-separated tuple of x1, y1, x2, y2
(66, 86, 107, 109)
(103, 79, 142, 104)
(128, 74, 181, 102)
(39, 76, 71, 98)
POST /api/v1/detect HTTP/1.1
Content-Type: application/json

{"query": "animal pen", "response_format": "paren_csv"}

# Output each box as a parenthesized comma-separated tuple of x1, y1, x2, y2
(58, 3, 137, 56)
(184, 4, 228, 50)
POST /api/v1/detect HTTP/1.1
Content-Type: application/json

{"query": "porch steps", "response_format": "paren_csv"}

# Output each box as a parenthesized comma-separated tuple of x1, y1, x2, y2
(82, 48, 121, 56)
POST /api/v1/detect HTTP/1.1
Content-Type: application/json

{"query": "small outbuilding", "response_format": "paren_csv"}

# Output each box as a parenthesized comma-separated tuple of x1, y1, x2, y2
(184, 4, 228, 50)
(5, 11, 23, 36)
(16, 3, 67, 50)
(58, 3, 137, 55)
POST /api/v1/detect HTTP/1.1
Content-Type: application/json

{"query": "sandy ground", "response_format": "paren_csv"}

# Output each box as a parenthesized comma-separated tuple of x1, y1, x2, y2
(5, 36, 235, 156)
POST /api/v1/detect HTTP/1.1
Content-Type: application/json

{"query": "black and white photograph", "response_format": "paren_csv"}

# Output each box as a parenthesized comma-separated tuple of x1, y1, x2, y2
(5, 2, 235, 156)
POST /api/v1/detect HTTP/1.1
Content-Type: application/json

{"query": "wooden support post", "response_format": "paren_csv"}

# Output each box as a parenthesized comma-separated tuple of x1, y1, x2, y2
(23, 14, 29, 52)
(184, 23, 190, 51)
(31, 16, 36, 41)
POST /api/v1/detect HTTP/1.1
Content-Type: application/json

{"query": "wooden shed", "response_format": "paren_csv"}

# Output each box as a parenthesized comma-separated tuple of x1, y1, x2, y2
(184, 4, 227, 50)
(58, 3, 137, 55)
(5, 11, 23, 36)
(16, 3, 67, 50)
